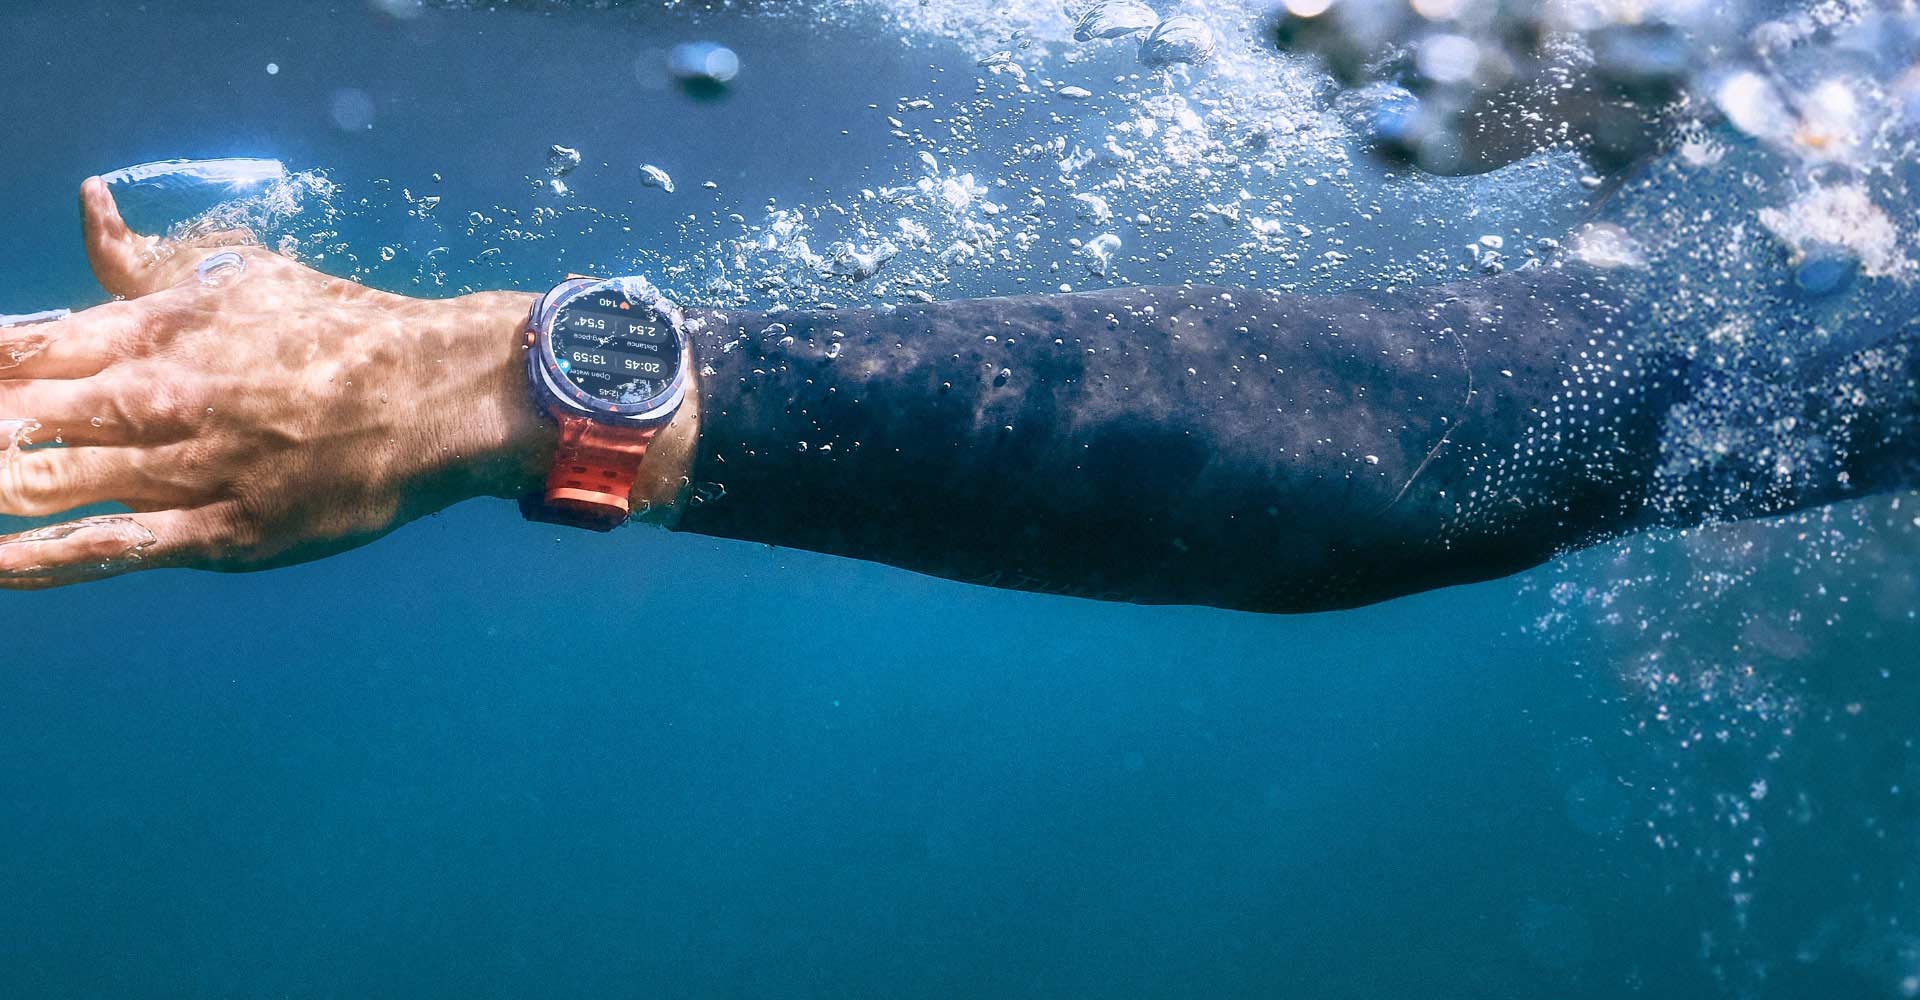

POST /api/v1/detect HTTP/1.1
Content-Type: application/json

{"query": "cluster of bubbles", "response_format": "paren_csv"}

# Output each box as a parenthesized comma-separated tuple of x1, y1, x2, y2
(1267, 0, 1920, 176)
(544, 141, 677, 199)
(1525, 489, 1920, 989)
(637, 1, 1605, 317)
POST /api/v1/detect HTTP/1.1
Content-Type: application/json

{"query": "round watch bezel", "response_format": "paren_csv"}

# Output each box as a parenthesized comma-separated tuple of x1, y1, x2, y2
(528, 275, 689, 423)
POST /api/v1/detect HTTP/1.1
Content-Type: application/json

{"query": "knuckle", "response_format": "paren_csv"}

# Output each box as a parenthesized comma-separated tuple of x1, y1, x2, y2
(23, 457, 64, 497)
(0, 456, 62, 516)
(158, 508, 241, 571)
(173, 435, 222, 473)
(214, 495, 272, 556)
(0, 463, 26, 511)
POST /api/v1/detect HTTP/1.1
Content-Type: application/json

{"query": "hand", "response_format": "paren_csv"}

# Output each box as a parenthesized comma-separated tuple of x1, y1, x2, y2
(0, 179, 550, 588)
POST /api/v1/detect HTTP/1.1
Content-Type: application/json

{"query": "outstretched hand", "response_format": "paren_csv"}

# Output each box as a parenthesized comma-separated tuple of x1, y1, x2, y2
(0, 179, 545, 588)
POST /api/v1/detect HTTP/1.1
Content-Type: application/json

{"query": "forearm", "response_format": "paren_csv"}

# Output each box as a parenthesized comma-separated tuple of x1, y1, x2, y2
(667, 270, 1695, 612)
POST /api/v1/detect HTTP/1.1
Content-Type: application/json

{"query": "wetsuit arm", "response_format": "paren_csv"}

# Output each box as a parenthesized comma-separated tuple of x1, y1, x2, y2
(668, 270, 1664, 612)
(666, 267, 1919, 614)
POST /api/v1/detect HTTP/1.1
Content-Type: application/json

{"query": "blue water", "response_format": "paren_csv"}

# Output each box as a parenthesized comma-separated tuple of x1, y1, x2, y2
(4, 3, 1919, 997)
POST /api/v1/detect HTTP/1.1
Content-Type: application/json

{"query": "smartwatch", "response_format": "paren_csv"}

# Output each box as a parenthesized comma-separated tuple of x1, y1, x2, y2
(521, 274, 689, 530)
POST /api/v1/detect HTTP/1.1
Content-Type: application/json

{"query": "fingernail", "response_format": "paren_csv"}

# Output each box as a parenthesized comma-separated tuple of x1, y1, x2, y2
(0, 516, 158, 581)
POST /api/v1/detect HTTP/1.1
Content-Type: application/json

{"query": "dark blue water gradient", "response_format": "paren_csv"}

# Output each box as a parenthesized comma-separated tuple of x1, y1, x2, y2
(1, 3, 1916, 997)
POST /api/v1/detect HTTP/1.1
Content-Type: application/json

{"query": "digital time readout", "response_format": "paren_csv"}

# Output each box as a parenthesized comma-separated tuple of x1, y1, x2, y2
(550, 291, 681, 406)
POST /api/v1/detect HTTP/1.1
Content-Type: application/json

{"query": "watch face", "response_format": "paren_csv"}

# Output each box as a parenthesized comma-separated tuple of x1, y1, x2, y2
(547, 283, 683, 411)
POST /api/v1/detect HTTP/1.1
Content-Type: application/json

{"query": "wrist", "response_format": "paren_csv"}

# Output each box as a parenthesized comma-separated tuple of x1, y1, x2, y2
(421, 290, 550, 502)
(432, 288, 703, 525)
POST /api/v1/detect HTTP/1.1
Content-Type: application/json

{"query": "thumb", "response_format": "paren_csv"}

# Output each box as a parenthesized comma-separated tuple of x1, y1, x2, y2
(80, 176, 162, 299)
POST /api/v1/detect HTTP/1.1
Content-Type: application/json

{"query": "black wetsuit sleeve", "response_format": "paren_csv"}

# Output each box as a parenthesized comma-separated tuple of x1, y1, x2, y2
(669, 268, 1915, 613)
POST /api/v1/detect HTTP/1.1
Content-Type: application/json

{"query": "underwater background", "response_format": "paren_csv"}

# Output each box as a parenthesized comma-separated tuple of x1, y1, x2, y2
(5, 2, 1920, 996)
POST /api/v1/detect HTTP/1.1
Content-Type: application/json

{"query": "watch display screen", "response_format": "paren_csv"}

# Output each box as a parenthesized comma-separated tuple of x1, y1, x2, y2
(550, 287, 681, 406)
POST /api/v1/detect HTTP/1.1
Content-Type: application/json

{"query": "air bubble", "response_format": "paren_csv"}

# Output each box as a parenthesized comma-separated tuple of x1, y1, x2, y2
(195, 250, 248, 286)
(546, 145, 582, 178)
(639, 164, 676, 193)
(1072, 1, 1156, 42)
(1138, 16, 1214, 67)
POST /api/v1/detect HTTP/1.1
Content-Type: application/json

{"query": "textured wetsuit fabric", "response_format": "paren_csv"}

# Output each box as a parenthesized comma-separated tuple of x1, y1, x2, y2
(672, 266, 1916, 613)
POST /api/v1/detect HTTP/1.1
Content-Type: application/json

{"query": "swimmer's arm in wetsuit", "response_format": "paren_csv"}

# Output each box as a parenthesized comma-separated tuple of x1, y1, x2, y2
(551, 270, 1693, 612)
(2, 180, 1913, 610)
(662, 271, 1916, 613)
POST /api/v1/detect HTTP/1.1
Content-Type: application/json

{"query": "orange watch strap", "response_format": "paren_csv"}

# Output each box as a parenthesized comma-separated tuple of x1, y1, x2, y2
(536, 414, 659, 531)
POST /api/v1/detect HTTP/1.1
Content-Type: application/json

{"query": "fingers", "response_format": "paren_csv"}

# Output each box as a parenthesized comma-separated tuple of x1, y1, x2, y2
(0, 447, 183, 518)
(80, 176, 162, 299)
(0, 299, 148, 380)
(0, 371, 189, 447)
(0, 508, 216, 589)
